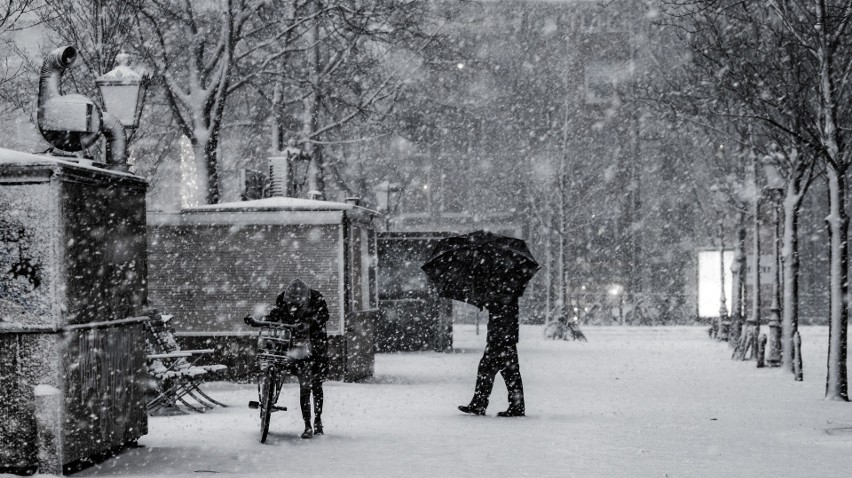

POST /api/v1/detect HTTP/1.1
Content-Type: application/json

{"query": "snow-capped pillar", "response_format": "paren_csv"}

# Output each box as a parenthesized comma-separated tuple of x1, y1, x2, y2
(33, 384, 64, 475)
(1, 148, 150, 471)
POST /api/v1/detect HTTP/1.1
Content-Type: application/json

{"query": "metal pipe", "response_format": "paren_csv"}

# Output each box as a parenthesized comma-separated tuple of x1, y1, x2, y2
(37, 46, 77, 115)
(37, 45, 100, 151)
(101, 111, 127, 171)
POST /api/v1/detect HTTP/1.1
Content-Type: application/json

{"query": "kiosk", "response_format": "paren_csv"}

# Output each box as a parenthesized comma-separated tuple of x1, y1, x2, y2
(148, 197, 379, 381)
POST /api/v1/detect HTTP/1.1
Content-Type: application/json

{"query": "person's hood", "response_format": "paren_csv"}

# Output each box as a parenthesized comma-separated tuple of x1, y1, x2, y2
(279, 278, 311, 307)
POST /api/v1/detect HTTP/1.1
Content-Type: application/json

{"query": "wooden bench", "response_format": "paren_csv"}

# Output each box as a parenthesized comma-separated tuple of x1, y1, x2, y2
(143, 310, 228, 414)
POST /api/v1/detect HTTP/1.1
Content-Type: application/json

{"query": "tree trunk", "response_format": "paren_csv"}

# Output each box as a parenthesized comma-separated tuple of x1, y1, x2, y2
(781, 181, 802, 374)
(189, 140, 209, 207)
(205, 130, 220, 205)
(745, 186, 761, 359)
(729, 212, 747, 346)
(817, 1, 848, 400)
(304, 0, 324, 198)
(557, 98, 569, 321)
(824, 167, 849, 401)
(544, 226, 553, 325)
(270, 80, 284, 153)
(557, 216, 566, 320)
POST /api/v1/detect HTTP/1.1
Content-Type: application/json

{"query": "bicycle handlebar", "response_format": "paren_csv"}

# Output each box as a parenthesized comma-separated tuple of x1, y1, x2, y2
(244, 315, 297, 329)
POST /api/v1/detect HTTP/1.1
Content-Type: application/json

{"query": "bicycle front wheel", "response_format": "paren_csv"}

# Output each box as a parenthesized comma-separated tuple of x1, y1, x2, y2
(259, 369, 276, 443)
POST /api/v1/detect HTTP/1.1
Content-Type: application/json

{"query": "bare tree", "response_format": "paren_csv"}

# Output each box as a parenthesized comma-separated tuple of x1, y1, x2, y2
(133, 0, 296, 205)
(38, 0, 140, 90)
(278, 0, 446, 199)
(0, 0, 37, 114)
(661, 0, 848, 398)
(0, 0, 35, 35)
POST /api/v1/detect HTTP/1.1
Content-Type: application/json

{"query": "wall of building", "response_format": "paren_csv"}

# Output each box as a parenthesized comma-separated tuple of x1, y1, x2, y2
(148, 220, 343, 334)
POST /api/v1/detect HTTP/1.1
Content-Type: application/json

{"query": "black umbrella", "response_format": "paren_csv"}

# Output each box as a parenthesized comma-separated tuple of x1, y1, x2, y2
(421, 230, 540, 308)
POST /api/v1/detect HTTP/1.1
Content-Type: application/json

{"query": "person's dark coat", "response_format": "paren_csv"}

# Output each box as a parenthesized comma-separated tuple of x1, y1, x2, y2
(484, 298, 520, 346)
(464, 295, 525, 414)
(268, 286, 330, 381)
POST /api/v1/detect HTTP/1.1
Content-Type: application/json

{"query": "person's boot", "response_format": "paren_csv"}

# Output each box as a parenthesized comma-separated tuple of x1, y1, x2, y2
(497, 393, 525, 417)
(496, 408, 525, 417)
(299, 387, 312, 438)
(312, 385, 324, 435)
(458, 404, 486, 416)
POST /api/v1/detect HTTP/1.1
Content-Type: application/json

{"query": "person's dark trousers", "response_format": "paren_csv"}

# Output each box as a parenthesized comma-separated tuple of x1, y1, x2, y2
(470, 341, 525, 412)
(297, 373, 313, 426)
(311, 378, 324, 433)
(297, 370, 324, 433)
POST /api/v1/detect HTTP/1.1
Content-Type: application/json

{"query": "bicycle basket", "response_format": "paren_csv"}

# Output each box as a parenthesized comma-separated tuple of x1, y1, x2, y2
(256, 328, 293, 367)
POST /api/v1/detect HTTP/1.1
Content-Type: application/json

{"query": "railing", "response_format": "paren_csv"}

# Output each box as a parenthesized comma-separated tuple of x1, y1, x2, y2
(0, 315, 156, 334)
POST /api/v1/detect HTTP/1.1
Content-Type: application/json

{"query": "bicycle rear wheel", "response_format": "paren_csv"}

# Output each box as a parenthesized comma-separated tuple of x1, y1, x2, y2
(259, 369, 276, 443)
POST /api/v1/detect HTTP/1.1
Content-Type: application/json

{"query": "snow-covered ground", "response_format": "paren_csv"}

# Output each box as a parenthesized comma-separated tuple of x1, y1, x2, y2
(64, 325, 852, 477)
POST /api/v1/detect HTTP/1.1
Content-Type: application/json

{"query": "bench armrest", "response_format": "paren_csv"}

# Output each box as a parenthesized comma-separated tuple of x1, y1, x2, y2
(181, 349, 216, 355)
(147, 352, 193, 359)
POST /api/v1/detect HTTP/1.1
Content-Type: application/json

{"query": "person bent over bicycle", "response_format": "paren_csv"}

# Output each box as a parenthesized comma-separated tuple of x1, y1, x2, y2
(265, 278, 329, 439)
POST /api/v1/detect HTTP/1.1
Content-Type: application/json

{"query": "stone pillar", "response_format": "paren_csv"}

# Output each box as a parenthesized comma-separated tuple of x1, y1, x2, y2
(34, 384, 64, 475)
(1, 149, 149, 471)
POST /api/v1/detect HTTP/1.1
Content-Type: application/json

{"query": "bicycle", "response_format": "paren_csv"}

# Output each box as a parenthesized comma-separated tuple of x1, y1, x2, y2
(244, 315, 301, 443)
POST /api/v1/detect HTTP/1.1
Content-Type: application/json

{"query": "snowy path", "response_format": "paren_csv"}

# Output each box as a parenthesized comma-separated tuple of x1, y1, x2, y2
(69, 326, 852, 478)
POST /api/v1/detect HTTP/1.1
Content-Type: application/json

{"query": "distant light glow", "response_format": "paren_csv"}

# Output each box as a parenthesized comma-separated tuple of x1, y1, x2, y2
(179, 135, 199, 208)
(457, 63, 465, 70)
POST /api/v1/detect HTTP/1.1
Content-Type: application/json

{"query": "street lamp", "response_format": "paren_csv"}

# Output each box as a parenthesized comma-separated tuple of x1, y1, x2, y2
(717, 217, 730, 341)
(609, 284, 624, 325)
(95, 52, 149, 130)
(762, 158, 785, 367)
(37, 46, 148, 172)
(289, 149, 312, 198)
(709, 183, 730, 341)
(737, 154, 764, 361)
(95, 53, 149, 172)
(385, 182, 402, 231)
(268, 139, 312, 197)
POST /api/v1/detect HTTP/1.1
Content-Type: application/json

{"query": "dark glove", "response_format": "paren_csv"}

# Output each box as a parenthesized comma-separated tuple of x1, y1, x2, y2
(244, 315, 254, 325)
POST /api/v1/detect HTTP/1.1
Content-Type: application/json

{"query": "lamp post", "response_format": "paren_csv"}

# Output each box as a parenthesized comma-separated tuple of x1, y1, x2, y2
(385, 183, 401, 231)
(762, 159, 785, 367)
(373, 180, 402, 231)
(609, 284, 624, 325)
(37, 46, 148, 172)
(738, 154, 763, 361)
(709, 181, 730, 341)
(269, 139, 312, 197)
(95, 53, 149, 129)
(287, 143, 312, 198)
(718, 217, 730, 341)
(95, 52, 149, 171)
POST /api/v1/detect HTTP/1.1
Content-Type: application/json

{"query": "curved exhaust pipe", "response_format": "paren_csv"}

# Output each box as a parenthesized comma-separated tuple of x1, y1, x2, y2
(38, 45, 78, 108)
(37, 45, 102, 152)
(101, 111, 127, 172)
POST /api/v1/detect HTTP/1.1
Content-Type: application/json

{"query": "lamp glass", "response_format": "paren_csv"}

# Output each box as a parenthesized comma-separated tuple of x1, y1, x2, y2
(98, 82, 142, 127)
(95, 53, 148, 128)
(292, 155, 311, 182)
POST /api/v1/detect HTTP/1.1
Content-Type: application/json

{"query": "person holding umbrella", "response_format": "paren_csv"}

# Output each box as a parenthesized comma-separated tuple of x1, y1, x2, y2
(421, 230, 538, 418)
(458, 279, 526, 417)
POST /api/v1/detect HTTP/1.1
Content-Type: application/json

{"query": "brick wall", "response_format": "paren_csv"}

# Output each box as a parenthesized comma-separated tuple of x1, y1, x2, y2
(148, 222, 343, 334)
